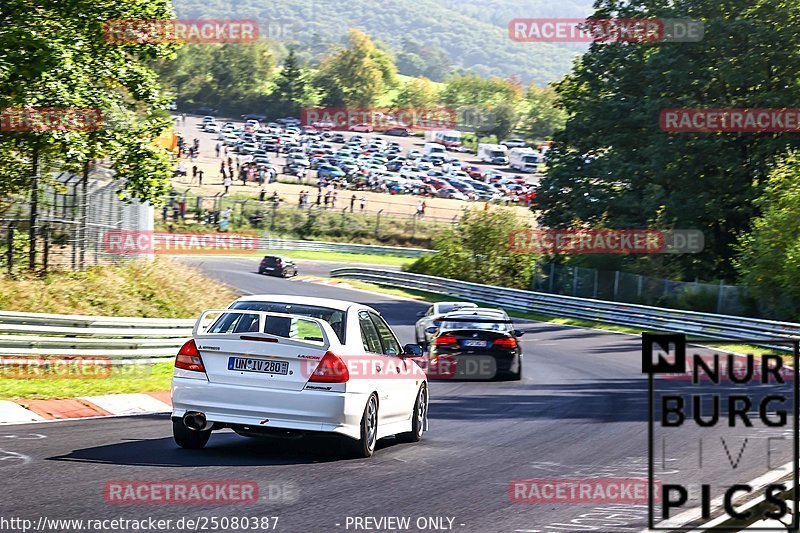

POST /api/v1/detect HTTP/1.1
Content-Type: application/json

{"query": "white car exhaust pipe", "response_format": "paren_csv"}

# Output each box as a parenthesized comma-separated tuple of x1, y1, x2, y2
(183, 412, 209, 431)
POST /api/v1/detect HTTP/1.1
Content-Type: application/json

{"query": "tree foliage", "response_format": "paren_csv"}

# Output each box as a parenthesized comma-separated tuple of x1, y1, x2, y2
(735, 151, 800, 320)
(535, 0, 800, 281)
(315, 30, 398, 107)
(407, 208, 536, 289)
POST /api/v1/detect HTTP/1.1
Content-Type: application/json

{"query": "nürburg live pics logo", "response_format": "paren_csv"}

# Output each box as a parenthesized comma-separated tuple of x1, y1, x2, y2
(643, 333, 799, 531)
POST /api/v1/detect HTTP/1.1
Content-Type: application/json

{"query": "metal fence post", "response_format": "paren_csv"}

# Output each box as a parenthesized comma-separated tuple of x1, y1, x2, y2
(716, 280, 725, 314)
(613, 270, 620, 301)
(572, 267, 578, 296)
(593, 269, 599, 299)
(42, 225, 50, 273)
(6, 222, 15, 276)
(376, 209, 383, 237)
(548, 263, 555, 294)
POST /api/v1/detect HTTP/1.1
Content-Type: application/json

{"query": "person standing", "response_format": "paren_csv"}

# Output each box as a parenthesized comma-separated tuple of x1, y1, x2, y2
(223, 176, 232, 195)
(198, 169, 204, 186)
(350, 194, 356, 212)
(324, 190, 330, 208)
(192, 165, 198, 181)
(215, 143, 221, 158)
(416, 199, 423, 217)
(360, 195, 366, 212)
(332, 191, 337, 208)
(421, 200, 427, 217)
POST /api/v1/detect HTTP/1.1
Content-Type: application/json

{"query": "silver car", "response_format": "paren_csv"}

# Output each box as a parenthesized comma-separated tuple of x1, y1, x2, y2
(415, 301, 478, 348)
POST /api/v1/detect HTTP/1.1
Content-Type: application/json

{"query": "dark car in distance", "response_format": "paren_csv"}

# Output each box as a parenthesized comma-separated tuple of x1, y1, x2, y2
(258, 256, 298, 278)
(426, 309, 523, 381)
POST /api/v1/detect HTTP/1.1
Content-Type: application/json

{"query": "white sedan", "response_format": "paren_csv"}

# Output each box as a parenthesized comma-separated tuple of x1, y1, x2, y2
(171, 295, 428, 458)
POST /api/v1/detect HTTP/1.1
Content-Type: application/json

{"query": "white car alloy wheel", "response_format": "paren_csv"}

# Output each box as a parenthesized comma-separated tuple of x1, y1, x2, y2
(399, 384, 427, 443)
(350, 394, 379, 458)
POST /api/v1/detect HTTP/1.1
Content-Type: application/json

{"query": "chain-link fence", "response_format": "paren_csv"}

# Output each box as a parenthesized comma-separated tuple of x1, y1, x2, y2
(155, 189, 455, 248)
(1, 168, 154, 274)
(531, 262, 754, 316)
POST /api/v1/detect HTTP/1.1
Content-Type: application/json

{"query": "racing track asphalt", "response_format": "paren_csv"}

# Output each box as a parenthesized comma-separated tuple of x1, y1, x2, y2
(0, 257, 792, 533)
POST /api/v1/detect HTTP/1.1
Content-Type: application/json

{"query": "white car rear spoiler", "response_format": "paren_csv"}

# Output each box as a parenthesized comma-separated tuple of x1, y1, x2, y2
(193, 309, 335, 350)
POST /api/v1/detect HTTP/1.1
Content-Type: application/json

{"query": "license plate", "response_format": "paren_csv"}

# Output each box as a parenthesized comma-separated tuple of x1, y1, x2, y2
(264, 266, 275, 270)
(462, 340, 488, 348)
(228, 357, 289, 375)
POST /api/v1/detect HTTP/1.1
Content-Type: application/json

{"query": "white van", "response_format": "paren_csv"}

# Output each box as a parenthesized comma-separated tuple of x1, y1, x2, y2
(509, 147, 540, 172)
(478, 144, 509, 165)
(423, 142, 447, 156)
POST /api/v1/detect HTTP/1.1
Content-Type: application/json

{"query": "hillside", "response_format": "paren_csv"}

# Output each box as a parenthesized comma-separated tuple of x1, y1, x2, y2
(172, 0, 595, 85)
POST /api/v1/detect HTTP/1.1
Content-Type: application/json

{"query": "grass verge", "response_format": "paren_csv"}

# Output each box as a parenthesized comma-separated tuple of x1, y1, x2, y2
(0, 258, 238, 317)
(0, 362, 174, 401)
(0, 258, 240, 400)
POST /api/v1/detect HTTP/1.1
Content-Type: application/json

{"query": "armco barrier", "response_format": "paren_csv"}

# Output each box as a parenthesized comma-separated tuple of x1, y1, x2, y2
(258, 238, 432, 258)
(0, 311, 192, 359)
(329, 268, 800, 346)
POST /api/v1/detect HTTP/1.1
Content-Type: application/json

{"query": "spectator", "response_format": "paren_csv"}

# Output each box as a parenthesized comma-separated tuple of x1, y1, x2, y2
(324, 190, 330, 207)
(260, 189, 267, 201)
(421, 200, 427, 216)
(332, 191, 337, 208)
(223, 176, 232, 195)
(192, 165, 198, 180)
(350, 194, 356, 212)
(298, 191, 304, 208)
(360, 196, 366, 212)
(416, 200, 423, 217)
(198, 169, 204, 186)
(215, 143, 221, 158)
(178, 200, 186, 221)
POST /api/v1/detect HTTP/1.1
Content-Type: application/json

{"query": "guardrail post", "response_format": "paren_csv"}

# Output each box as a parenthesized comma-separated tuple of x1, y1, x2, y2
(613, 271, 620, 300)
(716, 280, 725, 314)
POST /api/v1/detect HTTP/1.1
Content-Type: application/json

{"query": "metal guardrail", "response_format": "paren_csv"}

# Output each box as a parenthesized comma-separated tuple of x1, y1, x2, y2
(329, 268, 800, 346)
(0, 311, 192, 359)
(258, 238, 433, 258)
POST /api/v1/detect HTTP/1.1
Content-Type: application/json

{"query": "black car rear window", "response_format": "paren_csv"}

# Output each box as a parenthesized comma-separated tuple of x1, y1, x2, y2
(231, 301, 346, 343)
(262, 256, 281, 265)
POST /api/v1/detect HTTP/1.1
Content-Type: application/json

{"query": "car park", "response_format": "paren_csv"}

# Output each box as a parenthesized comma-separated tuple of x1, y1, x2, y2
(426, 308, 523, 380)
(171, 295, 428, 457)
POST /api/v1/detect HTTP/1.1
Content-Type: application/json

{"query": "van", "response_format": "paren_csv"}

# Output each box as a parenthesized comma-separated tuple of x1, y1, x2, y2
(477, 144, 509, 165)
(423, 143, 447, 156)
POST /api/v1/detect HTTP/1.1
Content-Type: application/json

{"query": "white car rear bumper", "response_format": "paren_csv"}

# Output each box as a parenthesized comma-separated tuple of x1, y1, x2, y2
(171, 377, 369, 440)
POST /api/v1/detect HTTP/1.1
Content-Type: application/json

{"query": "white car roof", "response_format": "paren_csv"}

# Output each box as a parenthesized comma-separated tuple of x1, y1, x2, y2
(233, 294, 367, 312)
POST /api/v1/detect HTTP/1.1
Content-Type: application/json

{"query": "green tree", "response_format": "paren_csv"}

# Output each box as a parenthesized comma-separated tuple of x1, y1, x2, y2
(735, 151, 800, 320)
(536, 0, 800, 281)
(391, 76, 439, 109)
(521, 84, 567, 140)
(272, 47, 314, 115)
(0, 0, 177, 267)
(314, 30, 398, 107)
(407, 208, 535, 289)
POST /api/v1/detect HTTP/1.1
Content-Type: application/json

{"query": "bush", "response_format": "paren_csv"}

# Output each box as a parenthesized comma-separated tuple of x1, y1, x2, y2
(406, 207, 536, 289)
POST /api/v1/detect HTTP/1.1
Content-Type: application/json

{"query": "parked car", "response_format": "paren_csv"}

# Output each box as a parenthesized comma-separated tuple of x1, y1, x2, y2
(384, 126, 410, 136)
(258, 256, 297, 278)
(349, 123, 374, 133)
(501, 138, 527, 148)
